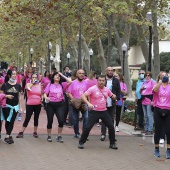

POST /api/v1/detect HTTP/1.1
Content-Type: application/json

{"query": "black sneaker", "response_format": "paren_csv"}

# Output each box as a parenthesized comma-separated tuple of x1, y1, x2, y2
(4, 137, 12, 144)
(47, 136, 52, 142)
(145, 131, 153, 136)
(109, 143, 118, 149)
(56, 136, 64, 143)
(78, 143, 84, 149)
(100, 134, 106, 141)
(9, 136, 14, 144)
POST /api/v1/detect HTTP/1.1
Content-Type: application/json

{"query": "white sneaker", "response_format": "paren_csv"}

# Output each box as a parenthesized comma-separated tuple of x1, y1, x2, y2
(115, 126, 119, 132)
(159, 139, 164, 144)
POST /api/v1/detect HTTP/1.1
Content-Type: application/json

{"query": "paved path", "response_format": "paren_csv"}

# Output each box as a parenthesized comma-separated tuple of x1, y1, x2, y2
(1, 97, 170, 169)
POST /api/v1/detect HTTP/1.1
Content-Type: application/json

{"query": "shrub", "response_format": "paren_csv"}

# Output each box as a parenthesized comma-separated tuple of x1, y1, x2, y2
(132, 79, 138, 90)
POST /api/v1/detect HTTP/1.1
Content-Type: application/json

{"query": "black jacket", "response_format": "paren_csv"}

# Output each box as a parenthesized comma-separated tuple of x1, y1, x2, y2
(106, 76, 120, 104)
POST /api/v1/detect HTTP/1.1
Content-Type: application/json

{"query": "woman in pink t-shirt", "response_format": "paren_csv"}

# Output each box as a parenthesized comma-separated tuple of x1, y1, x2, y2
(85, 71, 97, 90)
(140, 71, 155, 135)
(41, 71, 51, 92)
(153, 72, 170, 158)
(44, 72, 71, 142)
(115, 73, 128, 132)
(16, 73, 43, 138)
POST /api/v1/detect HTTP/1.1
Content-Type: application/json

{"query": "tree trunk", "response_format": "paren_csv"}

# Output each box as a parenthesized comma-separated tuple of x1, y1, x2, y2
(113, 21, 133, 98)
(135, 25, 148, 63)
(152, 6, 160, 79)
(96, 37, 107, 75)
(106, 14, 113, 66)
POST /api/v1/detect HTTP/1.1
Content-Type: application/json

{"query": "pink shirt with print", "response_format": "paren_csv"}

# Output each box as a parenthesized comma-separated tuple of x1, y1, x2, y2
(67, 79, 87, 99)
(141, 80, 156, 105)
(153, 84, 170, 110)
(41, 77, 51, 92)
(85, 85, 113, 111)
(44, 83, 64, 102)
(27, 85, 42, 105)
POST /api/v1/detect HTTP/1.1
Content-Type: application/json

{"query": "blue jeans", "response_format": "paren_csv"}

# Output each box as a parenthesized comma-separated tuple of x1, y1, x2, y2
(142, 104, 153, 132)
(71, 105, 88, 135)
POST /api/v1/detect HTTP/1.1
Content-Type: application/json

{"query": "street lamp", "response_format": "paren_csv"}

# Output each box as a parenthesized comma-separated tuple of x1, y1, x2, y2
(30, 48, 34, 67)
(48, 42, 52, 71)
(50, 55, 54, 74)
(146, 11, 152, 71)
(66, 53, 70, 66)
(121, 43, 127, 77)
(89, 48, 93, 70)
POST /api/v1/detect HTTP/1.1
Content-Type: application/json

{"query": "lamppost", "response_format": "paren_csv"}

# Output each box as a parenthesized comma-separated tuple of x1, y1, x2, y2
(146, 11, 152, 72)
(67, 53, 70, 66)
(48, 42, 52, 72)
(30, 48, 34, 67)
(76, 33, 81, 69)
(121, 43, 127, 77)
(50, 55, 54, 74)
(89, 48, 93, 70)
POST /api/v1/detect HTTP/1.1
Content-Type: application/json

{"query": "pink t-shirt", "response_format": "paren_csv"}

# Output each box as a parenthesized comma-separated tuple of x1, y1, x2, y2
(26, 73, 32, 84)
(85, 78, 97, 90)
(67, 79, 87, 99)
(141, 80, 156, 105)
(41, 77, 51, 92)
(153, 84, 170, 110)
(0, 76, 4, 84)
(27, 84, 42, 105)
(44, 83, 64, 102)
(85, 85, 113, 111)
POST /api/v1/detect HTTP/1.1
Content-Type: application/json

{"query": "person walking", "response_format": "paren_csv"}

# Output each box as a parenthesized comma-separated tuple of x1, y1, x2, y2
(114, 73, 128, 132)
(16, 73, 43, 138)
(1, 69, 23, 144)
(135, 70, 145, 130)
(100, 67, 120, 141)
(44, 72, 71, 142)
(67, 69, 88, 138)
(78, 75, 118, 149)
(153, 72, 170, 158)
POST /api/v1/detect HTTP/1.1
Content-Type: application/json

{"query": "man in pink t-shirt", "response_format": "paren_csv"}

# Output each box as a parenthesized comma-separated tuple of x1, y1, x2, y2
(68, 69, 88, 138)
(78, 75, 118, 150)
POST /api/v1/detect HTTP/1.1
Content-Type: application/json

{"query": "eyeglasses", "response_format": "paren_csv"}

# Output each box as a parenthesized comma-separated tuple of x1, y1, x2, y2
(145, 74, 150, 77)
(139, 73, 144, 75)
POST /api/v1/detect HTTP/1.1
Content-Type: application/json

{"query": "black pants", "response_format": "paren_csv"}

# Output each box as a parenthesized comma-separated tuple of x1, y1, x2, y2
(79, 110, 116, 144)
(137, 99, 144, 128)
(101, 105, 115, 135)
(63, 93, 69, 122)
(23, 104, 41, 127)
(154, 107, 170, 145)
(116, 105, 122, 126)
(46, 101, 64, 129)
(2, 108, 18, 135)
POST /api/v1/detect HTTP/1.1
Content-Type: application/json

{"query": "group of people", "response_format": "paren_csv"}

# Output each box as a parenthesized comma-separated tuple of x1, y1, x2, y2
(136, 70, 170, 159)
(0, 65, 128, 151)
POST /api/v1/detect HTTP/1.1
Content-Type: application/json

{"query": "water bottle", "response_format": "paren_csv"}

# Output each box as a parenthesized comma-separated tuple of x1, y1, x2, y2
(88, 105, 97, 111)
(18, 112, 22, 122)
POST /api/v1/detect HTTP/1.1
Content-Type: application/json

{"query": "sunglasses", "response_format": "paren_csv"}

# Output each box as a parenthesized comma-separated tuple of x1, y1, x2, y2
(32, 77, 37, 78)
(145, 74, 150, 77)
(139, 73, 144, 75)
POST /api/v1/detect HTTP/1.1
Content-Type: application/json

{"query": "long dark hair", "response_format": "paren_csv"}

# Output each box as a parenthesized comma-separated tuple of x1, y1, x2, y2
(5, 69, 12, 83)
(50, 72, 62, 84)
(44, 70, 50, 79)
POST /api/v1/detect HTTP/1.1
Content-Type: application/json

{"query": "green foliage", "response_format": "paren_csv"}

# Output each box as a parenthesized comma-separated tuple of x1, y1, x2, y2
(132, 79, 138, 90)
(160, 52, 170, 72)
(121, 100, 136, 125)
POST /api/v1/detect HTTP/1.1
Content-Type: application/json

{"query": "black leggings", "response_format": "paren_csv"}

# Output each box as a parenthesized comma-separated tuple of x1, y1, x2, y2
(116, 105, 122, 126)
(46, 101, 64, 129)
(23, 104, 41, 127)
(2, 108, 18, 135)
(154, 107, 170, 145)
